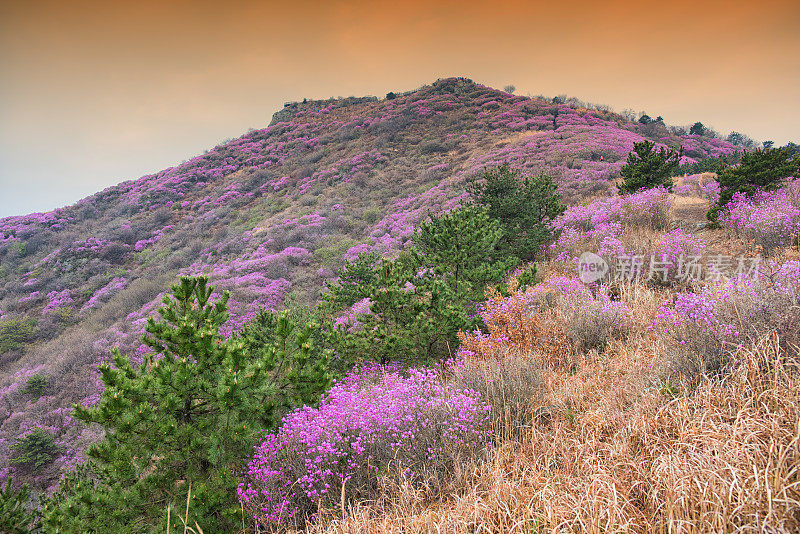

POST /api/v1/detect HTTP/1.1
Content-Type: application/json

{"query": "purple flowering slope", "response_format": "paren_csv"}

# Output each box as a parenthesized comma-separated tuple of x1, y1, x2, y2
(0, 77, 739, 488)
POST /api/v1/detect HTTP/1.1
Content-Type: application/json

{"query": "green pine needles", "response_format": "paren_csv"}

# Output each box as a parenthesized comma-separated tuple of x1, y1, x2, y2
(9, 428, 60, 472)
(39, 163, 563, 530)
(707, 146, 800, 224)
(618, 140, 682, 194)
(0, 479, 37, 534)
(42, 276, 331, 532)
(469, 164, 564, 260)
(323, 205, 518, 366)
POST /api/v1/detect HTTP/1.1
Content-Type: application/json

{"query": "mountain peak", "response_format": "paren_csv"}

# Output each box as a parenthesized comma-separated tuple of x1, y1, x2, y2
(0, 79, 744, 492)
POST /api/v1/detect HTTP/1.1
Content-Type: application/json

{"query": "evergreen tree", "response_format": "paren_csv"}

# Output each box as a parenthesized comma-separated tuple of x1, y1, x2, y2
(320, 252, 380, 310)
(707, 146, 800, 224)
(9, 428, 60, 472)
(0, 479, 37, 533)
(326, 253, 433, 365)
(690, 122, 706, 136)
(725, 131, 756, 148)
(237, 308, 331, 425)
(411, 206, 518, 357)
(618, 140, 681, 194)
(324, 207, 516, 365)
(412, 205, 516, 301)
(676, 153, 741, 175)
(43, 276, 330, 532)
(469, 164, 564, 259)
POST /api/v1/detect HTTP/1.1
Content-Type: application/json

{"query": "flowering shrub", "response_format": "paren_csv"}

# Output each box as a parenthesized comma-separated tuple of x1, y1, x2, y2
(296, 150, 388, 193)
(673, 173, 720, 203)
(0, 359, 86, 488)
(700, 178, 721, 204)
(238, 364, 491, 528)
(133, 224, 173, 251)
(80, 277, 127, 314)
(673, 183, 695, 196)
(187, 244, 311, 337)
(719, 189, 800, 255)
(649, 229, 707, 283)
(0, 77, 740, 490)
(654, 260, 800, 378)
(17, 292, 40, 304)
(42, 290, 74, 314)
(344, 182, 467, 261)
(550, 186, 671, 263)
(554, 186, 671, 233)
(332, 297, 372, 330)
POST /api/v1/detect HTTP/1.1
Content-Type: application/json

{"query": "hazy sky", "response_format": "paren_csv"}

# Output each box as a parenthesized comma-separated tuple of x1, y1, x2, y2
(1, 0, 798, 217)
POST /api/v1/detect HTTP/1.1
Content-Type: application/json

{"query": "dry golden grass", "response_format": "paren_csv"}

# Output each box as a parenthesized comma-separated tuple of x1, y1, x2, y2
(303, 273, 800, 534)
(671, 194, 712, 233)
(307, 340, 799, 534)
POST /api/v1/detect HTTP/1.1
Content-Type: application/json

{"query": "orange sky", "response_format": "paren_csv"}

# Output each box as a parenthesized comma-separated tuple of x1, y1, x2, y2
(1, 0, 798, 216)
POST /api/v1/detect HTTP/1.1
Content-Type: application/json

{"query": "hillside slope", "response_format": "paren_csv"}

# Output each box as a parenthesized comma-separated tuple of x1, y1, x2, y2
(0, 78, 740, 485)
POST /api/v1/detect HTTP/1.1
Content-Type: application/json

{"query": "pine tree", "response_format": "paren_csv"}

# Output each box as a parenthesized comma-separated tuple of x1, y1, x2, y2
(690, 122, 706, 136)
(320, 252, 380, 310)
(324, 253, 432, 365)
(411, 206, 518, 357)
(9, 428, 60, 471)
(412, 205, 516, 299)
(707, 146, 800, 224)
(469, 164, 564, 259)
(43, 276, 330, 532)
(324, 207, 517, 365)
(0, 479, 37, 533)
(618, 140, 681, 194)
